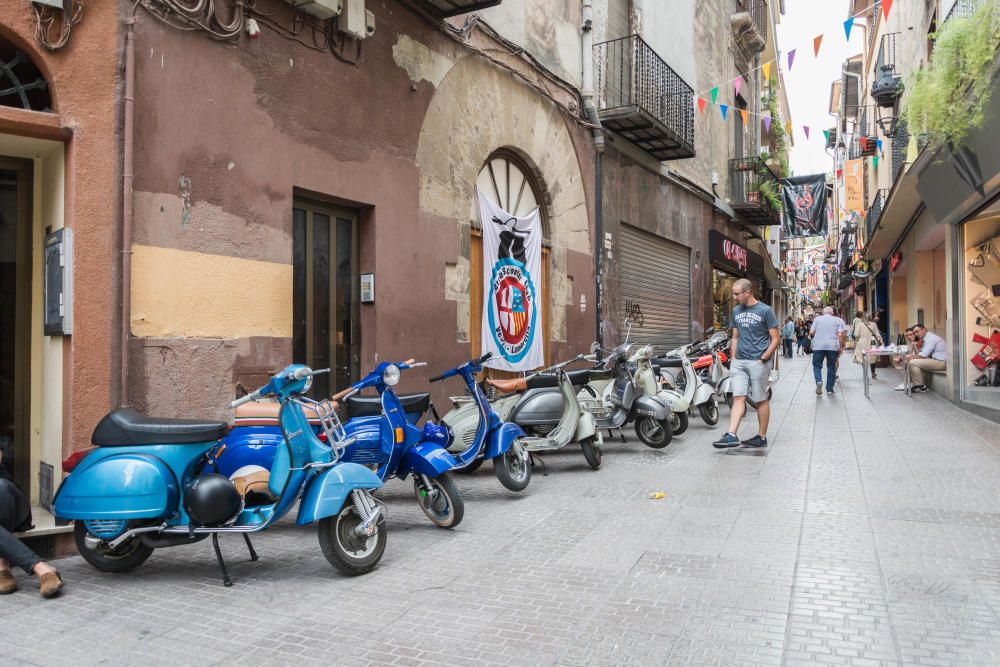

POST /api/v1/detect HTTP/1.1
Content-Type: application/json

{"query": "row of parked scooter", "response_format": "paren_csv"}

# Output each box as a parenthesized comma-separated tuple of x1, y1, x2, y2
(51, 327, 739, 586)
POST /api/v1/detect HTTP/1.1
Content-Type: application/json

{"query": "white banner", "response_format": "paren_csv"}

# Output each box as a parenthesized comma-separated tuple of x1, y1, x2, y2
(477, 188, 544, 371)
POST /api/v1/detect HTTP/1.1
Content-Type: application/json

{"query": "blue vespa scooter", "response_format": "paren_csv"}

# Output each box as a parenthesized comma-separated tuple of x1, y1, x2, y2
(433, 352, 532, 492)
(53, 365, 388, 585)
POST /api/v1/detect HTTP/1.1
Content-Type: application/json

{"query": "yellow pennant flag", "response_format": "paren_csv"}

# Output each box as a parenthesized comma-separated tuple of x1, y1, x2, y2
(762, 62, 771, 82)
(786, 121, 792, 138)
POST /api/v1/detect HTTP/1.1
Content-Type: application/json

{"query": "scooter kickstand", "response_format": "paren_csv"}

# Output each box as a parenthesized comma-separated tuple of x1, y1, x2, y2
(242, 533, 259, 562)
(212, 533, 233, 587)
(530, 453, 547, 476)
(617, 427, 626, 443)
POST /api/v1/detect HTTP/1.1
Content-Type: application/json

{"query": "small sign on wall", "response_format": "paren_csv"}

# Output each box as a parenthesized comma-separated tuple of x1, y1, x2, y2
(44, 228, 73, 336)
(360, 273, 375, 304)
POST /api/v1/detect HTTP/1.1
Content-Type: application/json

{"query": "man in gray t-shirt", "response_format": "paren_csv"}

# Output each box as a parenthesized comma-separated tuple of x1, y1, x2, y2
(713, 278, 779, 450)
(809, 306, 847, 395)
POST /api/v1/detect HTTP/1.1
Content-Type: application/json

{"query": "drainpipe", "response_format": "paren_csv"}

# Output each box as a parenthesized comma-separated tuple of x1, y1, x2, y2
(120, 15, 136, 407)
(581, 0, 606, 346)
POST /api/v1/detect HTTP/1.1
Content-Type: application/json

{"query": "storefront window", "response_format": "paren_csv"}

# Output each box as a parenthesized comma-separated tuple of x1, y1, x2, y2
(713, 270, 738, 330)
(963, 219, 1000, 390)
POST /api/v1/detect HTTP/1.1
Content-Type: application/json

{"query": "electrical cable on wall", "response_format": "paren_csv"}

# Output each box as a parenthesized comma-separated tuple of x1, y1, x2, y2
(33, 1, 85, 51)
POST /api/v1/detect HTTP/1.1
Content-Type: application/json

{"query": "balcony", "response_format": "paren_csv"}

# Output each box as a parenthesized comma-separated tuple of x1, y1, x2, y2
(866, 188, 888, 240)
(594, 35, 695, 160)
(891, 118, 909, 182)
(731, 0, 768, 59)
(730, 156, 782, 226)
(415, 0, 501, 17)
(871, 33, 903, 108)
(848, 105, 879, 159)
(944, 0, 984, 24)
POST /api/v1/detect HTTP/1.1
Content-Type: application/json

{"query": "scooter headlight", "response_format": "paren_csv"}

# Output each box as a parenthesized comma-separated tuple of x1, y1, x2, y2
(383, 364, 401, 387)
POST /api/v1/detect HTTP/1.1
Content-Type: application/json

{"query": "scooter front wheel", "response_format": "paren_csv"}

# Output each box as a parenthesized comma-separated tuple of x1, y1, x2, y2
(494, 439, 531, 492)
(635, 415, 672, 449)
(318, 501, 386, 576)
(580, 436, 602, 469)
(670, 411, 689, 436)
(698, 398, 720, 426)
(414, 472, 464, 529)
(74, 521, 154, 573)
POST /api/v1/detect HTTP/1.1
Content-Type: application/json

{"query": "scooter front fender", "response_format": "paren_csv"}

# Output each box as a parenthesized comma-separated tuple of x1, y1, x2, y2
(296, 462, 383, 526)
(694, 383, 715, 406)
(575, 409, 597, 441)
(54, 452, 179, 521)
(632, 395, 671, 421)
(485, 422, 526, 459)
(657, 388, 690, 413)
(398, 442, 459, 478)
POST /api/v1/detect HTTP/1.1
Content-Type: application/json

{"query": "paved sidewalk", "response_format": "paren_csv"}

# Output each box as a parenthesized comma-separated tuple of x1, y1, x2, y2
(3, 355, 1000, 666)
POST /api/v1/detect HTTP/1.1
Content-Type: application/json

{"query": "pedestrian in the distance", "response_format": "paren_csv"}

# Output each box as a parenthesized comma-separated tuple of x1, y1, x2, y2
(713, 279, 780, 449)
(809, 306, 847, 395)
(795, 318, 809, 355)
(781, 317, 795, 358)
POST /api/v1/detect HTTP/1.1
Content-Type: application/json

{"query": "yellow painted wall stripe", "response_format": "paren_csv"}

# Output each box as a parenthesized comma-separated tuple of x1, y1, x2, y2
(131, 245, 292, 339)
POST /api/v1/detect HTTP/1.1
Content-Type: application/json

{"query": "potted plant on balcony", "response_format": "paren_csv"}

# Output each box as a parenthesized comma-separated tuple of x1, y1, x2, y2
(758, 179, 782, 213)
(747, 178, 764, 204)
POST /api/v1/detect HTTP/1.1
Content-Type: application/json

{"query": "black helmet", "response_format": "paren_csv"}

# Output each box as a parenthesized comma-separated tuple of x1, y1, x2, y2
(184, 474, 242, 527)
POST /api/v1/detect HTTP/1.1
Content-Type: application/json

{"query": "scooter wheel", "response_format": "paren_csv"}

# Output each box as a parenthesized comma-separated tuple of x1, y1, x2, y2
(494, 439, 531, 492)
(580, 437, 602, 470)
(318, 502, 387, 576)
(698, 399, 720, 426)
(414, 472, 464, 529)
(74, 521, 154, 573)
(671, 411, 689, 436)
(635, 415, 672, 449)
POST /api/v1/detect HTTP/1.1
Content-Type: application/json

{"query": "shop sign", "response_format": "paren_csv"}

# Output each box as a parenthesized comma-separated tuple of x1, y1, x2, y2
(889, 252, 903, 273)
(709, 229, 748, 274)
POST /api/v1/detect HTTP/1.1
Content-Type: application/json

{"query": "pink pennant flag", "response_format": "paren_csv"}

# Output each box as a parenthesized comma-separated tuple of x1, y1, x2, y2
(734, 76, 742, 97)
(803, 126, 810, 140)
(787, 49, 796, 71)
(763, 114, 772, 132)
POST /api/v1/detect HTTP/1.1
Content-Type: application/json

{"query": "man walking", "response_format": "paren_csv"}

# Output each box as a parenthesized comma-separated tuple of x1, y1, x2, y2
(810, 306, 847, 395)
(713, 278, 780, 449)
(896, 323, 947, 392)
(781, 317, 795, 358)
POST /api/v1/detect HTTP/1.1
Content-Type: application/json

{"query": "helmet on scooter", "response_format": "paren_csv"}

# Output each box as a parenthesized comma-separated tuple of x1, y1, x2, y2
(184, 473, 242, 527)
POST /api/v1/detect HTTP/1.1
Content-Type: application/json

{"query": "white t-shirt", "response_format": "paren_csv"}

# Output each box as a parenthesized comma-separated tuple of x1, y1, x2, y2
(810, 314, 847, 351)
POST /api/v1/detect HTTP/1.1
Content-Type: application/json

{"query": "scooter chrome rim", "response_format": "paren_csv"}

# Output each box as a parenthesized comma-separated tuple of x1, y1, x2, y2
(415, 478, 451, 522)
(638, 417, 664, 441)
(505, 443, 529, 483)
(335, 507, 379, 559)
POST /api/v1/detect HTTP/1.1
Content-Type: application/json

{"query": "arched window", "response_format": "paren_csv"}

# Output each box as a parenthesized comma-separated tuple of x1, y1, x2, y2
(0, 38, 52, 112)
(470, 150, 550, 367)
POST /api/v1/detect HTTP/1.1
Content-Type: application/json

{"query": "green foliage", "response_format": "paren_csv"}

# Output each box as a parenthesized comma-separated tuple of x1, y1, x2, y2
(762, 89, 790, 178)
(758, 178, 782, 212)
(904, 0, 1000, 145)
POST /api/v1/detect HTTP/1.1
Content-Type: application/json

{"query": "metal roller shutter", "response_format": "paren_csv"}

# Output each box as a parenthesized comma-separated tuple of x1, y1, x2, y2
(618, 224, 691, 349)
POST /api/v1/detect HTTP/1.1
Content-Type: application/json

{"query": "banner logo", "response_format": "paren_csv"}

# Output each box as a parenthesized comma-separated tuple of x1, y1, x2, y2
(489, 260, 537, 362)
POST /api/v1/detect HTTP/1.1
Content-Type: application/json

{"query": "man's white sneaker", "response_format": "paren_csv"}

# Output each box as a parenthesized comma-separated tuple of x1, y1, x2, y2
(894, 383, 906, 391)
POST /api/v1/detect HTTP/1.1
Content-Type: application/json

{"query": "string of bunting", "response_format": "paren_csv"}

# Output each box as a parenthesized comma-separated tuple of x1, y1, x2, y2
(692, 0, 893, 146)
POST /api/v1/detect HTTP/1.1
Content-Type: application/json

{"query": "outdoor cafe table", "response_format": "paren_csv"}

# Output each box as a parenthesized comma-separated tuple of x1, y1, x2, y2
(862, 348, 912, 398)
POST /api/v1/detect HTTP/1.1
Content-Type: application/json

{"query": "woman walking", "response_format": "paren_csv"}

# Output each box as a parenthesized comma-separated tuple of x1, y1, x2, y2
(851, 310, 883, 379)
(795, 318, 809, 355)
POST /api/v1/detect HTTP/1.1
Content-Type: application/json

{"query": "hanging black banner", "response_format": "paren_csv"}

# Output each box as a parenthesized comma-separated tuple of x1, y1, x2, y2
(781, 174, 828, 238)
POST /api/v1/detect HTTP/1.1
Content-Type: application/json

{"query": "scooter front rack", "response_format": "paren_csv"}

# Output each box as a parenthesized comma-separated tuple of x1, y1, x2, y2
(292, 396, 349, 460)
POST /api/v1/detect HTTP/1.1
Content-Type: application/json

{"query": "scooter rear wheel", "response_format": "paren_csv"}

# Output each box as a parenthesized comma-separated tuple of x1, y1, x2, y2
(635, 415, 672, 449)
(494, 439, 531, 492)
(414, 472, 464, 529)
(670, 411, 689, 436)
(318, 502, 386, 576)
(74, 521, 154, 573)
(580, 436, 602, 469)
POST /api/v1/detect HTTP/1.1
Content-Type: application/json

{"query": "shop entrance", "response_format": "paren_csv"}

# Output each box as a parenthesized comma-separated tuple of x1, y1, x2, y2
(0, 158, 32, 488)
(292, 200, 359, 399)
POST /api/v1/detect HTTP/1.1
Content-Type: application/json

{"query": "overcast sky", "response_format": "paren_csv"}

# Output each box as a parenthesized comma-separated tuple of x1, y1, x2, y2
(776, 0, 868, 176)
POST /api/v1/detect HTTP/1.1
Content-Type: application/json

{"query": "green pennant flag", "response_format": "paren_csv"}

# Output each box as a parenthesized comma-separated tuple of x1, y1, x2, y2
(823, 129, 830, 143)
(710, 86, 719, 105)
(873, 155, 880, 169)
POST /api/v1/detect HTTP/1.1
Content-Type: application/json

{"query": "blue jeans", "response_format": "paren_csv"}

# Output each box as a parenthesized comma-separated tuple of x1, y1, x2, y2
(0, 479, 39, 574)
(812, 350, 839, 391)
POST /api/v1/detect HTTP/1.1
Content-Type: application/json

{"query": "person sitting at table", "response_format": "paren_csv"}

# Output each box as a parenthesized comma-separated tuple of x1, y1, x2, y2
(896, 324, 946, 392)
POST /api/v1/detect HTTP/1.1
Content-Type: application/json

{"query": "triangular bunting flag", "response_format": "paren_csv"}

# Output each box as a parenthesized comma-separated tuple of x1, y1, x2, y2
(762, 62, 771, 82)
(786, 121, 792, 138)
(734, 76, 742, 97)
(803, 126, 810, 140)
(763, 115, 772, 132)
(852, 161, 861, 176)
(844, 17, 854, 40)
(882, 0, 893, 21)
(836, 169, 843, 179)
(813, 34, 823, 57)
(823, 129, 830, 143)
(710, 87, 719, 105)
(873, 155, 880, 169)
(876, 138, 883, 152)
(740, 109, 748, 125)
(787, 49, 797, 71)
(720, 104, 728, 120)
(860, 137, 868, 152)
(697, 97, 707, 113)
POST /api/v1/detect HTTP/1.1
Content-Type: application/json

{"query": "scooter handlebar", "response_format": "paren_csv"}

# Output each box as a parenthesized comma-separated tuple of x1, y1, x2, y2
(430, 352, 492, 383)
(230, 388, 262, 409)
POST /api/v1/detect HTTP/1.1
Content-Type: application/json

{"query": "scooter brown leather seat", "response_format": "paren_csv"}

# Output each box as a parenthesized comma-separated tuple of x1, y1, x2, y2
(233, 399, 327, 426)
(92, 409, 229, 447)
(487, 377, 528, 393)
(345, 393, 431, 418)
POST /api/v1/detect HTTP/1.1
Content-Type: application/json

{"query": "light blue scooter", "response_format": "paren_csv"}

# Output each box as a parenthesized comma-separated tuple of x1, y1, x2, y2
(53, 365, 387, 586)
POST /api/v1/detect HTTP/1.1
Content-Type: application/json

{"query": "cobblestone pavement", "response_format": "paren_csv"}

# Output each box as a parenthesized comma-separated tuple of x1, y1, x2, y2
(4, 356, 1000, 666)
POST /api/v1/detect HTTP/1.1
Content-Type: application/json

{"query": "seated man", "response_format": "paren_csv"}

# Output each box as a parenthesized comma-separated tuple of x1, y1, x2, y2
(896, 324, 946, 392)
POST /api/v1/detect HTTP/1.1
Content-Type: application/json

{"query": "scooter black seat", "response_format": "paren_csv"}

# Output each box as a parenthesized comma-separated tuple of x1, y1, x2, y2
(344, 393, 431, 419)
(92, 409, 229, 447)
(653, 358, 684, 369)
(525, 369, 590, 389)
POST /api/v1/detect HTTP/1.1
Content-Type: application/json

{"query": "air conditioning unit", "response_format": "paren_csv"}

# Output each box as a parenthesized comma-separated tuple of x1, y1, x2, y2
(286, 0, 342, 19)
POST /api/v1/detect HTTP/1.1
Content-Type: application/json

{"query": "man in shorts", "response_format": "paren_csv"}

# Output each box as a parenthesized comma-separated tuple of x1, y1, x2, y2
(713, 278, 780, 449)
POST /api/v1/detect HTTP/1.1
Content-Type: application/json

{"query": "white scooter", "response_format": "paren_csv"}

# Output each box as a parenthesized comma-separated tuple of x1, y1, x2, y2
(704, 331, 772, 410)
(642, 344, 716, 434)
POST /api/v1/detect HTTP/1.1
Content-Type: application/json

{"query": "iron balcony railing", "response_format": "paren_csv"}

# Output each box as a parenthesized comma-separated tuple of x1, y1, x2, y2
(416, 0, 501, 17)
(891, 117, 909, 182)
(944, 0, 985, 23)
(847, 105, 879, 159)
(866, 188, 888, 240)
(730, 156, 782, 226)
(732, 0, 768, 58)
(594, 34, 696, 160)
(867, 1, 882, 56)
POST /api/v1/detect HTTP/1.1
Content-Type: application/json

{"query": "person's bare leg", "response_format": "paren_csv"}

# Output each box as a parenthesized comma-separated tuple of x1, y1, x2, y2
(728, 396, 747, 435)
(756, 400, 770, 437)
